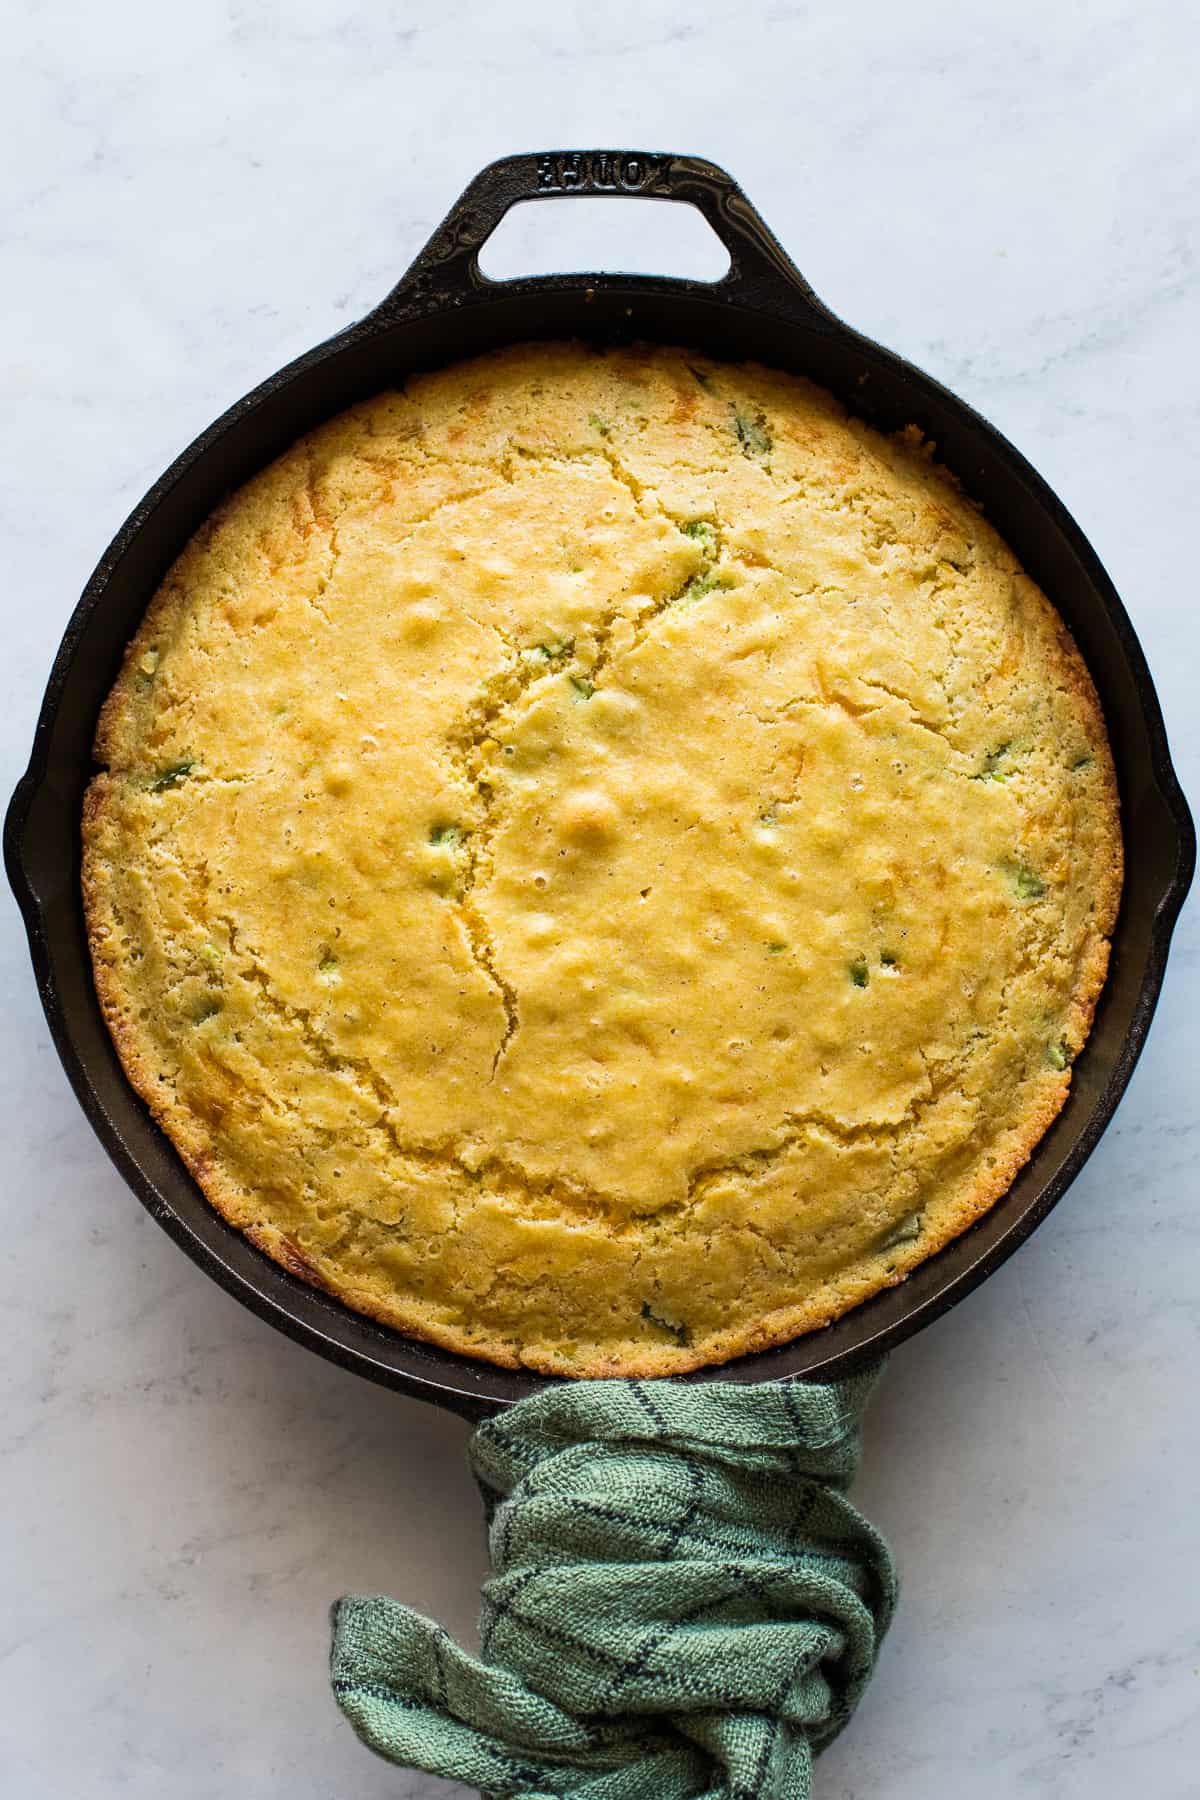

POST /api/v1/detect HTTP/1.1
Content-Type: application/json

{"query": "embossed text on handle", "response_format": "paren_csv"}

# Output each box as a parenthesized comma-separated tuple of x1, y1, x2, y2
(535, 152, 668, 195)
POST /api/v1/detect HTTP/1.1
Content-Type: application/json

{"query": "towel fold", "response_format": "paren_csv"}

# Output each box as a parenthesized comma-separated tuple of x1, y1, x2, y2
(332, 1369, 894, 1799)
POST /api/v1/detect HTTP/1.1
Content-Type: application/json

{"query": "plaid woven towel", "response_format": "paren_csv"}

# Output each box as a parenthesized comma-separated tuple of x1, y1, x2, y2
(332, 1371, 895, 1800)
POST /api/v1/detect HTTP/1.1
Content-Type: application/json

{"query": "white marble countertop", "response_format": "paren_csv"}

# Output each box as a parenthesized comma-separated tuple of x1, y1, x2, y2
(4, 2, 1197, 1795)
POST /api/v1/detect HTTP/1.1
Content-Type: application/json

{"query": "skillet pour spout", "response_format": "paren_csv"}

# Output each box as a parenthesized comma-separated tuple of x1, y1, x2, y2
(6, 150, 1193, 1420)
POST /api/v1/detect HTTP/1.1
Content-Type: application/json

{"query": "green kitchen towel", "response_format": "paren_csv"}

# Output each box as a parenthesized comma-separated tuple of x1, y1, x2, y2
(332, 1370, 894, 1799)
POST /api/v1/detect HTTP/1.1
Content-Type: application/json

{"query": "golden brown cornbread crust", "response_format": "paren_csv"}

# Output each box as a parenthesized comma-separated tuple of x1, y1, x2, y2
(82, 342, 1121, 1376)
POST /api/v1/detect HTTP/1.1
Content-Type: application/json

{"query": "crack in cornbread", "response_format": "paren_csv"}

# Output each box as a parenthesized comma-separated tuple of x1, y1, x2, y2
(82, 343, 1121, 1374)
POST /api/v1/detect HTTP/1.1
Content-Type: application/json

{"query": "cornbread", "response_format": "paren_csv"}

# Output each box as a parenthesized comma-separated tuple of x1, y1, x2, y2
(83, 342, 1121, 1375)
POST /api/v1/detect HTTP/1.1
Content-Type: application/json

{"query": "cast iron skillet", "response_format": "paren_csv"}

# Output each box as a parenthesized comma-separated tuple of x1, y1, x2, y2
(6, 151, 1193, 1421)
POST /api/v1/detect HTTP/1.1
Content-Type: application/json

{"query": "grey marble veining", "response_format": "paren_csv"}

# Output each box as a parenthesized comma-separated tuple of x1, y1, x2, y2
(2, 2, 1197, 1795)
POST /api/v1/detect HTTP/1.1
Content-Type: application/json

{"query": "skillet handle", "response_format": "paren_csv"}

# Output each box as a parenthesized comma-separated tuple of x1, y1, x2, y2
(371, 149, 836, 324)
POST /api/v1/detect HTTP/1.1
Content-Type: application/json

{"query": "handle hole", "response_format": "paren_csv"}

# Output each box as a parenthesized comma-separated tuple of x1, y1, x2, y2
(476, 197, 731, 285)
